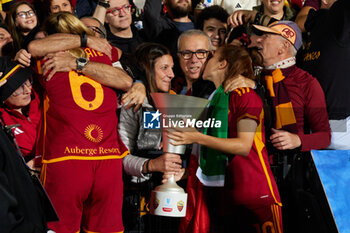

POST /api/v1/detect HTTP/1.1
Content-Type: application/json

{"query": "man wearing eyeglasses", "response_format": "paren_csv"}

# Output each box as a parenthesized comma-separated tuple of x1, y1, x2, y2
(175, 29, 215, 97)
(104, 0, 144, 54)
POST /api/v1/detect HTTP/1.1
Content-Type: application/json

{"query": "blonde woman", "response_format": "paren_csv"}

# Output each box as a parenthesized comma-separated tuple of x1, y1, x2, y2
(34, 12, 131, 233)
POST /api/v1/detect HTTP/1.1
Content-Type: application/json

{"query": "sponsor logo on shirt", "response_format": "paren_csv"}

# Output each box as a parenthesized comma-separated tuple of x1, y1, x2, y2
(84, 124, 103, 143)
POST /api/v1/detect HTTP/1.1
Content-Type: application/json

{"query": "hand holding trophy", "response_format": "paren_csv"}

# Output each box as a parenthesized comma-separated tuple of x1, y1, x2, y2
(149, 93, 209, 217)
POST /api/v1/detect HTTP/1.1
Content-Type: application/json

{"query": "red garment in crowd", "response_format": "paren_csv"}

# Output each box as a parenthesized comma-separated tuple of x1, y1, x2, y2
(180, 88, 282, 233)
(179, 153, 210, 233)
(0, 90, 41, 159)
(226, 88, 281, 209)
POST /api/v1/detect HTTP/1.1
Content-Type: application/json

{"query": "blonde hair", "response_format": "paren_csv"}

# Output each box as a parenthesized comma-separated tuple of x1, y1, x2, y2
(43, 12, 93, 59)
(68, 48, 88, 59)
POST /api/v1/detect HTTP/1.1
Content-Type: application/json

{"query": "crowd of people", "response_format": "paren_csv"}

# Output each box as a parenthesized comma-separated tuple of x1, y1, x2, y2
(0, 0, 348, 233)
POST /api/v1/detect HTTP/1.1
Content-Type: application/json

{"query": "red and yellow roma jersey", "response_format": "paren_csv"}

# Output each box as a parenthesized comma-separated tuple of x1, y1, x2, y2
(226, 87, 281, 209)
(38, 47, 128, 163)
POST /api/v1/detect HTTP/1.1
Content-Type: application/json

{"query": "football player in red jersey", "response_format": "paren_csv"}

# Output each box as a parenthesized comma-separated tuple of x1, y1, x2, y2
(29, 12, 132, 233)
(168, 45, 283, 233)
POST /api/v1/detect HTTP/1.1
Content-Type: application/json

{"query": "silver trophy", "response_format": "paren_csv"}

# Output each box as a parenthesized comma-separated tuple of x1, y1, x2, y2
(149, 93, 209, 217)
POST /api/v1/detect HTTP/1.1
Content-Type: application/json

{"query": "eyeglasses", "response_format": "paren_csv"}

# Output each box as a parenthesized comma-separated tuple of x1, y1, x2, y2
(106, 4, 131, 16)
(16, 10, 36, 19)
(87, 26, 106, 38)
(178, 50, 210, 60)
(12, 79, 32, 97)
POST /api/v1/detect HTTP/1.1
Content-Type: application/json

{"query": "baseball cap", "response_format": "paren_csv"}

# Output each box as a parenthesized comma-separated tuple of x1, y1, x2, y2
(253, 20, 302, 50)
(0, 58, 33, 102)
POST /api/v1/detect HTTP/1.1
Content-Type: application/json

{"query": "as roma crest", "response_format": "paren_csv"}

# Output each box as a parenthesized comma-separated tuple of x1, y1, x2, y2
(177, 200, 184, 212)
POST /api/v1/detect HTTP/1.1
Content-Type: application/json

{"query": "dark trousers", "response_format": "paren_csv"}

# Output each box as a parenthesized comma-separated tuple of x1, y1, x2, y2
(273, 152, 337, 233)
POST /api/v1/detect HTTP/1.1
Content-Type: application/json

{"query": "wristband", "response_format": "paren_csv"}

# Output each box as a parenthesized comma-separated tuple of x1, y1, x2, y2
(80, 31, 87, 48)
(98, 0, 110, 8)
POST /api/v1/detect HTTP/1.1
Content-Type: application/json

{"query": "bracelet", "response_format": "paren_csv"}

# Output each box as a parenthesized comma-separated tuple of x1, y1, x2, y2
(144, 159, 150, 174)
(97, 0, 110, 8)
(80, 31, 87, 48)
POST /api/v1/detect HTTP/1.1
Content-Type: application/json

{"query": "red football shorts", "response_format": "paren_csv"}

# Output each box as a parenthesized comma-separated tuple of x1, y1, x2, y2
(43, 159, 124, 233)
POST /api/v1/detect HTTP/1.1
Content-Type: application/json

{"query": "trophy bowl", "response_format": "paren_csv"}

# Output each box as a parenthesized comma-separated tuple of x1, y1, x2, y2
(151, 93, 210, 154)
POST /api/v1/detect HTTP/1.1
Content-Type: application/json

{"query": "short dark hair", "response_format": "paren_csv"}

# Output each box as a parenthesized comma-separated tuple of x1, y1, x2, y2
(195, 5, 229, 30)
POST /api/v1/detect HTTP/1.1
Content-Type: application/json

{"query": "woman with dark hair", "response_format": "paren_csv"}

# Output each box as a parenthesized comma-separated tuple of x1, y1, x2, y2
(118, 42, 183, 232)
(6, 1, 39, 52)
(169, 45, 282, 233)
(46, 0, 73, 14)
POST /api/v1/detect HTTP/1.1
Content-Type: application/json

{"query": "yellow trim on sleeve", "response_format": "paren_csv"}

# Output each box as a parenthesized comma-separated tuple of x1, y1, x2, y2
(254, 111, 282, 206)
(233, 88, 242, 96)
(40, 163, 47, 186)
(36, 60, 42, 75)
(270, 204, 282, 233)
(237, 113, 259, 122)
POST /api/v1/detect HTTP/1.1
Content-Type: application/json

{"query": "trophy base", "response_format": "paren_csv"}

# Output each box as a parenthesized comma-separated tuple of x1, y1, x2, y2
(150, 190, 187, 217)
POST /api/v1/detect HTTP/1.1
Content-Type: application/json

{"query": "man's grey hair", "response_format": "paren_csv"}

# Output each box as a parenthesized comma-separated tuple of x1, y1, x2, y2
(177, 29, 212, 51)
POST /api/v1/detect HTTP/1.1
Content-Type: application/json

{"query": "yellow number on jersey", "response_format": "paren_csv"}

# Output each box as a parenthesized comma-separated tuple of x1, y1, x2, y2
(69, 71, 104, 110)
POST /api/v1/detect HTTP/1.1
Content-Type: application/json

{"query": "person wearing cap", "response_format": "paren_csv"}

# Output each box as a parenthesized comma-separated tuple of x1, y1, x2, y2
(253, 20, 331, 232)
(253, 20, 330, 151)
(0, 58, 41, 169)
(0, 58, 59, 232)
